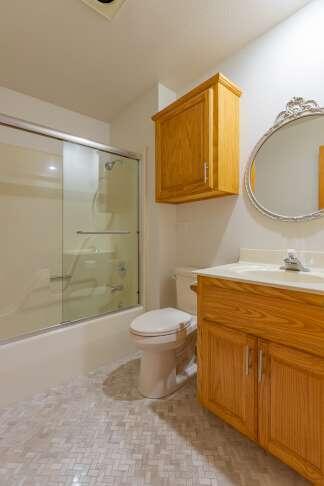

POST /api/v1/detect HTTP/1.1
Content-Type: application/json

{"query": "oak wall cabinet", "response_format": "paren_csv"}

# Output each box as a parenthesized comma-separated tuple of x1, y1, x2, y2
(197, 276, 324, 486)
(152, 73, 242, 203)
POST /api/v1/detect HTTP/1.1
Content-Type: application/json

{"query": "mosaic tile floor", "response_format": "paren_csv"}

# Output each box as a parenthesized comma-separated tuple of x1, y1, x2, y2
(0, 355, 310, 486)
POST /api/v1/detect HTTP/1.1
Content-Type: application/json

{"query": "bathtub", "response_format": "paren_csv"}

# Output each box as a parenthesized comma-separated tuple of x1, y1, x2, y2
(0, 306, 143, 407)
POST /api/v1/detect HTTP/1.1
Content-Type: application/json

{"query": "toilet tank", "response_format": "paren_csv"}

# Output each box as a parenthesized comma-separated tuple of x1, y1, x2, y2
(175, 267, 197, 315)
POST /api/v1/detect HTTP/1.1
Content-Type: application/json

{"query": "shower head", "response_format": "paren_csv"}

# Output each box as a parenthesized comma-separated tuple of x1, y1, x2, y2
(104, 160, 118, 171)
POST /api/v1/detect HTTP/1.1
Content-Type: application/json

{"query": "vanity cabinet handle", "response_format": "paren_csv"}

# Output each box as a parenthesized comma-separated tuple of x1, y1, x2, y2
(245, 345, 252, 376)
(203, 162, 208, 184)
(258, 349, 264, 383)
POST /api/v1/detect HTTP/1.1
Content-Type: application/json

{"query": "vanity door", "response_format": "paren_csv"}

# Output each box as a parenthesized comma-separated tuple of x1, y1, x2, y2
(198, 322, 258, 441)
(258, 340, 324, 485)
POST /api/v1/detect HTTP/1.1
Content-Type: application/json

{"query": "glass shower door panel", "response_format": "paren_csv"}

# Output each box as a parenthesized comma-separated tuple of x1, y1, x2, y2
(62, 143, 139, 322)
(0, 126, 63, 341)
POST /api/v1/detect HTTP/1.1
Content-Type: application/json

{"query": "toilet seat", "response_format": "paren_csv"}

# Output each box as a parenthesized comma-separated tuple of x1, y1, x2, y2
(130, 307, 192, 337)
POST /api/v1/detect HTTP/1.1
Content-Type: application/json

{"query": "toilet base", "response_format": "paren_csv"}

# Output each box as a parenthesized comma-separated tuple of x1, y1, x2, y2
(138, 349, 196, 399)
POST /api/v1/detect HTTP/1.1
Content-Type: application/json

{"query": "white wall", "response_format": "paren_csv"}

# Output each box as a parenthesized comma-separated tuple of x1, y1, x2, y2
(0, 86, 110, 144)
(175, 0, 324, 269)
(110, 84, 177, 310)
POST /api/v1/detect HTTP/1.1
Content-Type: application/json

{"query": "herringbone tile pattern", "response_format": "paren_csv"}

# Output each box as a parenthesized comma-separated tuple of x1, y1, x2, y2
(0, 355, 310, 486)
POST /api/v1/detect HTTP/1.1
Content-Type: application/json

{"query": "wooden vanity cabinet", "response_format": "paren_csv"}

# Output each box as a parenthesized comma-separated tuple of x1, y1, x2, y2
(198, 323, 258, 441)
(197, 276, 324, 485)
(259, 341, 324, 483)
(152, 73, 242, 203)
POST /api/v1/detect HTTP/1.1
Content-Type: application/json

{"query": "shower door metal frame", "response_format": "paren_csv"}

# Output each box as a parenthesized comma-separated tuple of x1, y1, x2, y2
(0, 113, 143, 345)
(0, 113, 141, 160)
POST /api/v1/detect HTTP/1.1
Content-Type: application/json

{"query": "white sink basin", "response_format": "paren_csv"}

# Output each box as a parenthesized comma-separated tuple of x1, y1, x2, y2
(195, 252, 324, 294)
(232, 267, 324, 284)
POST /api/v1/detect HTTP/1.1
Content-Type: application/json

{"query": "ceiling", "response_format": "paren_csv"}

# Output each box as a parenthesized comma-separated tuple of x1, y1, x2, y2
(0, 0, 313, 122)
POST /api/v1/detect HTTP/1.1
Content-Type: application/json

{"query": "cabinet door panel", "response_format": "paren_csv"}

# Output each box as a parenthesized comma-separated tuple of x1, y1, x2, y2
(259, 341, 324, 483)
(198, 322, 257, 440)
(156, 88, 213, 200)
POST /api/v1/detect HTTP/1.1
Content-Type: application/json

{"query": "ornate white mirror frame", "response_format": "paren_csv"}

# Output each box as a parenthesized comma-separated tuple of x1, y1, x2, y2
(245, 97, 324, 222)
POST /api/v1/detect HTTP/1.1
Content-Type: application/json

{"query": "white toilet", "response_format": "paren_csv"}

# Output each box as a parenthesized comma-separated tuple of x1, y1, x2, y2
(129, 267, 197, 398)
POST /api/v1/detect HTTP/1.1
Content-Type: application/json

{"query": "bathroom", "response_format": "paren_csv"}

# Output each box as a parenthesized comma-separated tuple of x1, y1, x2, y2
(0, 0, 323, 484)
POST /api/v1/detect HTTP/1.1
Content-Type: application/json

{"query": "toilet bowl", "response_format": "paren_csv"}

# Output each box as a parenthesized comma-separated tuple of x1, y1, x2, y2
(129, 268, 197, 398)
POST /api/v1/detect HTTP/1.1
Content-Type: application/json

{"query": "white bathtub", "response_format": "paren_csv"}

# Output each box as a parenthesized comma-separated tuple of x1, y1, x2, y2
(0, 306, 143, 407)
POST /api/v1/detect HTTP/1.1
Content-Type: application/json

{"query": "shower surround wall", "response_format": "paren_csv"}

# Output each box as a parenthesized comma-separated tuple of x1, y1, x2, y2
(0, 88, 142, 407)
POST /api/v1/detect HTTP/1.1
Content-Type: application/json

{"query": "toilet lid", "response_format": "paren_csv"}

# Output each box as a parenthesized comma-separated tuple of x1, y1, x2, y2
(130, 308, 192, 337)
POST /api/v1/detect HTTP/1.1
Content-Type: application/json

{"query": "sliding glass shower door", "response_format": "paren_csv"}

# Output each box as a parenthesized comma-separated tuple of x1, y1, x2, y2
(0, 126, 63, 341)
(0, 121, 140, 343)
(62, 142, 139, 323)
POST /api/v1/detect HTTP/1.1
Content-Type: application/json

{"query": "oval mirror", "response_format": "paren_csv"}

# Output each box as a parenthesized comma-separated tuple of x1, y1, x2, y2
(245, 97, 324, 222)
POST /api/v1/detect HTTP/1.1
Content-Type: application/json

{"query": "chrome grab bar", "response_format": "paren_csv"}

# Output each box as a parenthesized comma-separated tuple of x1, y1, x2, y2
(50, 275, 72, 281)
(76, 231, 130, 235)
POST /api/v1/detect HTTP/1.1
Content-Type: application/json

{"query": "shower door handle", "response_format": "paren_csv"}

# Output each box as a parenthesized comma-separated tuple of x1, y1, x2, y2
(76, 230, 130, 235)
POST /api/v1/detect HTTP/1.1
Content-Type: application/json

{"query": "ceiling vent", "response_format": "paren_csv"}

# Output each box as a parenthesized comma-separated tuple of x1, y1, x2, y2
(81, 0, 126, 20)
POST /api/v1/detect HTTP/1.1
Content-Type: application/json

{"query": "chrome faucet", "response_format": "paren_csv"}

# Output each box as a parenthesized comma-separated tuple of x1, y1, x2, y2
(280, 249, 310, 272)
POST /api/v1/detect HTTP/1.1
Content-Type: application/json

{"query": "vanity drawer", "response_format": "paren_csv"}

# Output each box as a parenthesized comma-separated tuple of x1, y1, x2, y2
(198, 276, 324, 358)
